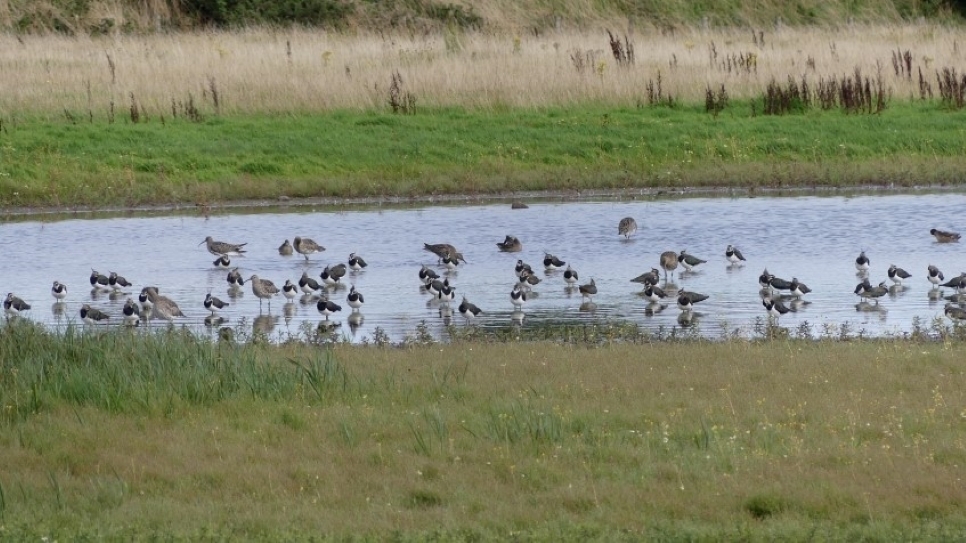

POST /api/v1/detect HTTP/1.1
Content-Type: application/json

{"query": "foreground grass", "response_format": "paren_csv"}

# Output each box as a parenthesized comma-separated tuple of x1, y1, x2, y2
(2, 322, 966, 539)
(2, 101, 966, 208)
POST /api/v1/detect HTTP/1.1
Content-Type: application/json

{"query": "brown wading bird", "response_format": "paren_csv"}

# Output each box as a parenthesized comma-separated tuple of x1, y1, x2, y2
(931, 228, 961, 243)
(497, 235, 523, 252)
(618, 217, 637, 239)
(293, 236, 325, 260)
(249, 275, 280, 310)
(139, 286, 185, 321)
(201, 236, 247, 257)
(278, 239, 294, 256)
(424, 243, 466, 264)
(659, 251, 679, 281)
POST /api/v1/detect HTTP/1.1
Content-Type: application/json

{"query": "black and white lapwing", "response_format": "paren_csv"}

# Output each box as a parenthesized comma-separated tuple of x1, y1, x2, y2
(282, 280, 299, 300)
(320, 263, 347, 286)
(458, 296, 482, 320)
(510, 285, 528, 309)
(677, 289, 709, 311)
(762, 297, 791, 318)
(109, 271, 133, 291)
(518, 270, 541, 291)
(928, 264, 945, 288)
(347, 285, 365, 311)
(90, 269, 111, 291)
(436, 281, 456, 305)
(642, 284, 667, 303)
(941, 273, 966, 293)
(441, 250, 461, 271)
(204, 292, 229, 313)
(855, 280, 888, 303)
(543, 253, 566, 271)
(419, 265, 440, 286)
(855, 250, 870, 273)
(563, 265, 579, 286)
(789, 277, 812, 298)
(4, 293, 30, 317)
(299, 271, 322, 295)
(678, 250, 707, 272)
(213, 255, 232, 269)
(51, 281, 68, 301)
(122, 298, 141, 326)
(348, 252, 368, 271)
(317, 296, 342, 320)
(80, 304, 110, 325)
(514, 259, 534, 279)
(227, 268, 245, 286)
(631, 268, 660, 288)
(887, 264, 912, 286)
(725, 244, 746, 265)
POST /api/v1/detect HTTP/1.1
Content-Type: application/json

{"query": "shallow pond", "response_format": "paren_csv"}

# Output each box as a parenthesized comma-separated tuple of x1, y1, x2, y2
(2, 191, 965, 342)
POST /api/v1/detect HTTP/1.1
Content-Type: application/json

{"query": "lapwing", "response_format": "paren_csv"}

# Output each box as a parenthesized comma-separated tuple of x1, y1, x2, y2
(887, 264, 912, 286)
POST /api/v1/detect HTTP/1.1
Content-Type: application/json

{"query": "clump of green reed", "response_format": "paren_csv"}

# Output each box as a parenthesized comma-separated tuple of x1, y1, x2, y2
(0, 320, 346, 423)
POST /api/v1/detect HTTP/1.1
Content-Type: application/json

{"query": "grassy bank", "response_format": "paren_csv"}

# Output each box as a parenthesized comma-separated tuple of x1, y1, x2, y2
(1, 322, 966, 539)
(2, 102, 966, 208)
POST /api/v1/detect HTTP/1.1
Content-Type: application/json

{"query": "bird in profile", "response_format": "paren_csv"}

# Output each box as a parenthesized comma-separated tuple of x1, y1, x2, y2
(458, 296, 482, 320)
(347, 285, 365, 311)
(660, 251, 679, 280)
(927, 264, 945, 288)
(578, 278, 597, 301)
(320, 263, 348, 286)
(762, 296, 791, 318)
(419, 265, 440, 286)
(90, 269, 111, 291)
(941, 273, 966, 292)
(514, 259, 534, 278)
(80, 304, 110, 325)
(543, 253, 566, 270)
(204, 292, 229, 313)
(348, 252, 368, 271)
(789, 277, 812, 298)
(854, 279, 888, 303)
(299, 271, 322, 295)
(140, 287, 185, 321)
(293, 236, 325, 260)
(279, 239, 294, 256)
(563, 265, 579, 286)
(248, 275, 280, 310)
(424, 243, 466, 264)
(517, 270, 541, 291)
(677, 289, 709, 311)
(618, 217, 637, 239)
(4, 293, 30, 317)
(887, 264, 912, 286)
(725, 244, 746, 265)
(201, 236, 247, 257)
(108, 272, 133, 291)
(945, 303, 966, 321)
(931, 228, 961, 243)
(678, 250, 707, 272)
(630, 268, 660, 288)
(317, 295, 342, 320)
(51, 281, 68, 301)
(855, 251, 870, 273)
(496, 235, 523, 252)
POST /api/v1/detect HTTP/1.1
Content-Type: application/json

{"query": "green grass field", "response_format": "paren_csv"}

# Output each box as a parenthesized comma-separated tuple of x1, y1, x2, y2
(3, 101, 966, 209)
(2, 322, 966, 540)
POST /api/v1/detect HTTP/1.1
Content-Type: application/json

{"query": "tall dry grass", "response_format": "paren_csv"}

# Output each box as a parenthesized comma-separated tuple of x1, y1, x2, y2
(0, 24, 963, 116)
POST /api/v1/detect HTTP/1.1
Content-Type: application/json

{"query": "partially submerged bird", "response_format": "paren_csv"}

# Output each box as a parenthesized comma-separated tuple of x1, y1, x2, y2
(201, 236, 247, 257)
(945, 303, 966, 321)
(931, 228, 961, 243)
(497, 235, 523, 253)
(279, 239, 294, 256)
(618, 217, 637, 239)
(293, 236, 325, 260)
(212, 256, 232, 269)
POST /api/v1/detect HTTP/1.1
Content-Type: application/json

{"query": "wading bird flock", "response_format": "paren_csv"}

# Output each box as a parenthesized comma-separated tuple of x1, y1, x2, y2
(3, 219, 966, 334)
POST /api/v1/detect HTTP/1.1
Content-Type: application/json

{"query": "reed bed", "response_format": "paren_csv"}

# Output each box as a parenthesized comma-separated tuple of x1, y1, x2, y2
(1, 24, 965, 116)
(1, 320, 966, 538)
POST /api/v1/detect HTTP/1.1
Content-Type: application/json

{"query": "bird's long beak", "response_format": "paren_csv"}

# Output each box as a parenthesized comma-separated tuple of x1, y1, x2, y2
(198, 240, 205, 246)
